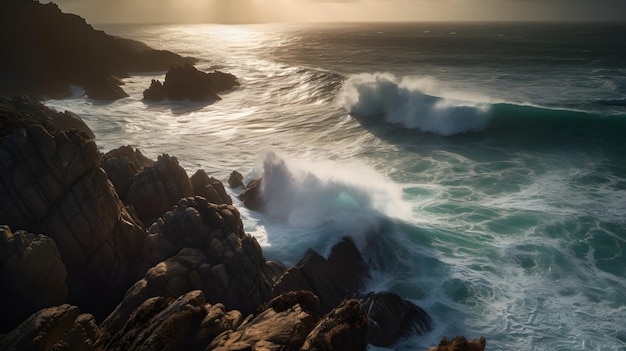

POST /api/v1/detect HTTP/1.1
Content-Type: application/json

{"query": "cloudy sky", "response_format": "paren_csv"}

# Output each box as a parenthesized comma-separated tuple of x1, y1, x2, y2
(53, 0, 626, 24)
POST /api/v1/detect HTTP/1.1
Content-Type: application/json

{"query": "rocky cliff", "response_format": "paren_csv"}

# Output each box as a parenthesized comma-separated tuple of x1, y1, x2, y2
(0, 0, 195, 99)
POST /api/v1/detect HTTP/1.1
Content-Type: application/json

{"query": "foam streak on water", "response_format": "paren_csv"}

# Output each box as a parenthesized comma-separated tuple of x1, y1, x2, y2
(43, 23, 626, 351)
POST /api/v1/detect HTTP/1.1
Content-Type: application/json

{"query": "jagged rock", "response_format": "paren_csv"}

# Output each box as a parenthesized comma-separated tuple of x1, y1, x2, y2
(197, 302, 244, 347)
(272, 237, 368, 314)
(143, 79, 165, 101)
(239, 177, 264, 211)
(208, 291, 320, 351)
(427, 336, 487, 351)
(97, 290, 211, 351)
(190, 169, 233, 205)
(0, 0, 194, 99)
(228, 170, 245, 189)
(125, 154, 193, 225)
(144, 198, 284, 313)
(101, 146, 154, 200)
(0, 226, 68, 332)
(0, 304, 97, 351)
(83, 75, 129, 100)
(0, 124, 147, 320)
(99, 197, 285, 340)
(0, 95, 94, 139)
(142, 64, 239, 102)
(300, 299, 369, 351)
(359, 291, 432, 347)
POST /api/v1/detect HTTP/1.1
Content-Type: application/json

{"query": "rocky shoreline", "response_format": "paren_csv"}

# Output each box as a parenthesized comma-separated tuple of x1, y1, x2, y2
(1, 1, 485, 349)
(0, 95, 485, 350)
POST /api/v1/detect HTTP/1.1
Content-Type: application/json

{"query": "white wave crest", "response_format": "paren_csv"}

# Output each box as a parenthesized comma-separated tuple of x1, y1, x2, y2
(339, 73, 492, 135)
(256, 151, 411, 236)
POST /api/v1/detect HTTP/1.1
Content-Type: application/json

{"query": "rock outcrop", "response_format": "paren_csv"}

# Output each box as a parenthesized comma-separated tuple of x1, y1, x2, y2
(0, 122, 147, 319)
(273, 237, 369, 314)
(98, 290, 221, 351)
(190, 169, 233, 206)
(141, 197, 285, 314)
(0, 0, 194, 99)
(102, 150, 233, 226)
(0, 304, 98, 351)
(0, 226, 68, 332)
(300, 299, 370, 351)
(228, 170, 245, 189)
(208, 291, 320, 351)
(1, 95, 94, 139)
(427, 336, 487, 351)
(143, 64, 239, 102)
(239, 177, 265, 211)
(101, 146, 155, 201)
(359, 291, 432, 347)
(125, 154, 194, 225)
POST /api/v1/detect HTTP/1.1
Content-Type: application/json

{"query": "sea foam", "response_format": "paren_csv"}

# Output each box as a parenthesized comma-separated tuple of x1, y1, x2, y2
(251, 151, 411, 240)
(339, 73, 492, 135)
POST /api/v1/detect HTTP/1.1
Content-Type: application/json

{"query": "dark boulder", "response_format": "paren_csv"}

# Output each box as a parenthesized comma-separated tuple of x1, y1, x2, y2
(101, 146, 155, 200)
(0, 304, 97, 351)
(208, 291, 320, 351)
(143, 79, 166, 101)
(0, 226, 69, 332)
(97, 290, 214, 351)
(427, 336, 487, 351)
(272, 237, 368, 314)
(142, 64, 239, 102)
(239, 177, 264, 211)
(228, 170, 245, 189)
(83, 75, 129, 100)
(300, 299, 370, 351)
(190, 169, 233, 205)
(125, 154, 194, 225)
(359, 291, 432, 347)
(0, 95, 94, 140)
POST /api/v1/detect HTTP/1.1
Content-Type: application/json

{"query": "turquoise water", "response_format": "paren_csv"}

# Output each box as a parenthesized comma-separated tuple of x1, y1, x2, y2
(44, 22, 626, 350)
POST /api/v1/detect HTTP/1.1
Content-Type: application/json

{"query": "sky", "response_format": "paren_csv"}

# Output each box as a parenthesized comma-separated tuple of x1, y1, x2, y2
(53, 0, 626, 24)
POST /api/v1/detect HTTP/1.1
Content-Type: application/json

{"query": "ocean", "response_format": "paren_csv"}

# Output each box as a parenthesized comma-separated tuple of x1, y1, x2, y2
(44, 22, 626, 350)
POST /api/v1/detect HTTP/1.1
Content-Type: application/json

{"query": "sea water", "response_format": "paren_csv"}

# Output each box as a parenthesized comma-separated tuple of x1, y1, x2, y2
(44, 22, 626, 350)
